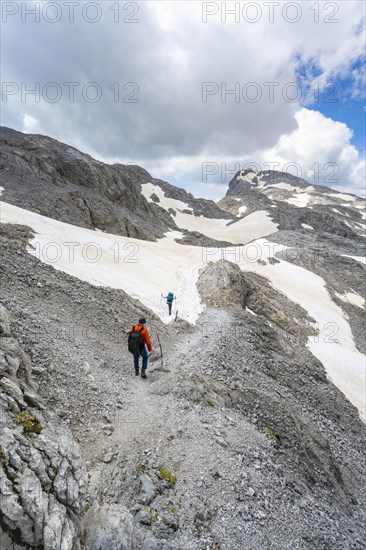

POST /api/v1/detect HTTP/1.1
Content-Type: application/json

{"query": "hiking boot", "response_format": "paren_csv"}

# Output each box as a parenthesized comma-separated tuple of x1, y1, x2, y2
(141, 371, 147, 379)
(135, 368, 139, 376)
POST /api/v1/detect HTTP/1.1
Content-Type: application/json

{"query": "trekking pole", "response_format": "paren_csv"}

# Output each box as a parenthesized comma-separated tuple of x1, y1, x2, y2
(174, 296, 178, 322)
(156, 332, 163, 366)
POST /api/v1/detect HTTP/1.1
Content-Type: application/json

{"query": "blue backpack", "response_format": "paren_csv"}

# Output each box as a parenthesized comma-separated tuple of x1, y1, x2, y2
(167, 292, 174, 303)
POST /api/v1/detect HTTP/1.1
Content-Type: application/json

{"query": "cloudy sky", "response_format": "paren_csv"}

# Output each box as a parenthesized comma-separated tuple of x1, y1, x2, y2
(1, 0, 365, 198)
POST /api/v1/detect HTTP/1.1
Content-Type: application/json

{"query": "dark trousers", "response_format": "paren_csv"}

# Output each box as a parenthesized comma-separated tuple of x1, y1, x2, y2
(133, 347, 148, 371)
(167, 301, 172, 315)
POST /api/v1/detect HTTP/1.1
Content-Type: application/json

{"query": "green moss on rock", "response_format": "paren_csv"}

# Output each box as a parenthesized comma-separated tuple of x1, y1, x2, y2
(14, 410, 42, 435)
(159, 467, 177, 485)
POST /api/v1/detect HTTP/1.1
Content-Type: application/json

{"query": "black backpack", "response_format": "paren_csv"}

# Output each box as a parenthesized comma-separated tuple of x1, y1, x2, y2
(128, 326, 145, 354)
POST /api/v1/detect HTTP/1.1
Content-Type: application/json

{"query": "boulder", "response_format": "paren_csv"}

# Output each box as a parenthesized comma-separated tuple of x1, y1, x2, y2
(197, 260, 251, 309)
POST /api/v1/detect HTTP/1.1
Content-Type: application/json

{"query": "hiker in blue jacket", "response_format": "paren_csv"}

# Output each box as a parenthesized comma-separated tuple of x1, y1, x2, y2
(162, 292, 175, 315)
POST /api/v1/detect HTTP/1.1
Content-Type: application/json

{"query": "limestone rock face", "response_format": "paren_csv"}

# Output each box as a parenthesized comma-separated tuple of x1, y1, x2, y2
(81, 502, 139, 550)
(219, 169, 365, 240)
(0, 127, 176, 241)
(0, 305, 88, 549)
(197, 259, 251, 308)
(0, 304, 11, 336)
(0, 126, 232, 243)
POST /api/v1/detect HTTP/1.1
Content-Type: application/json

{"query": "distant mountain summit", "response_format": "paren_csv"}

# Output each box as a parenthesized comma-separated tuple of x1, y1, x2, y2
(218, 169, 365, 240)
(226, 167, 362, 203)
(226, 168, 312, 194)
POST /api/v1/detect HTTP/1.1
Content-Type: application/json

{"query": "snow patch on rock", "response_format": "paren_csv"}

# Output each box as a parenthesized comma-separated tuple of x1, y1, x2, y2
(335, 291, 365, 309)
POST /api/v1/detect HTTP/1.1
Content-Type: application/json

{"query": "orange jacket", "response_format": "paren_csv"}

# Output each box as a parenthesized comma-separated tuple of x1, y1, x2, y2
(130, 323, 152, 352)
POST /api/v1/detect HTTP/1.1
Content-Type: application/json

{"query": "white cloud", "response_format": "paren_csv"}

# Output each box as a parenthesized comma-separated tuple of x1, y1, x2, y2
(350, 62, 366, 99)
(198, 108, 365, 198)
(1, 0, 365, 198)
(23, 114, 39, 133)
(260, 109, 365, 196)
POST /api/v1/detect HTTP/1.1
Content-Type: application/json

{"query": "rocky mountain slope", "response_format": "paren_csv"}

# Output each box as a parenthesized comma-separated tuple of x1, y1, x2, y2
(1, 128, 366, 549)
(0, 126, 231, 244)
(2, 127, 364, 247)
(1, 224, 366, 549)
(219, 169, 365, 240)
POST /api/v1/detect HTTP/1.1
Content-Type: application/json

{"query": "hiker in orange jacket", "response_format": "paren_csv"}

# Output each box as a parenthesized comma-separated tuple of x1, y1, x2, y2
(129, 317, 152, 378)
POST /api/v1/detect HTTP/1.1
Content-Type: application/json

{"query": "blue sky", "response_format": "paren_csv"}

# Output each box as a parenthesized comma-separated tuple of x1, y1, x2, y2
(1, 0, 365, 197)
(314, 96, 365, 151)
(308, 90, 365, 154)
(299, 57, 365, 153)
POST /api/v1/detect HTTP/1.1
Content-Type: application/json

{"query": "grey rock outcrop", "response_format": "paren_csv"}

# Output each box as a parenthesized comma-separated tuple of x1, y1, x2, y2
(0, 126, 178, 241)
(81, 502, 140, 550)
(0, 304, 88, 549)
(219, 169, 365, 241)
(155, 178, 232, 220)
(197, 260, 251, 308)
(175, 230, 234, 248)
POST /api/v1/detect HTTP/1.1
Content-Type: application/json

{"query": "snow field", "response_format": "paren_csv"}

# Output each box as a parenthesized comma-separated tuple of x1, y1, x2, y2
(1, 201, 203, 324)
(238, 243, 366, 419)
(1, 201, 365, 418)
(141, 183, 278, 243)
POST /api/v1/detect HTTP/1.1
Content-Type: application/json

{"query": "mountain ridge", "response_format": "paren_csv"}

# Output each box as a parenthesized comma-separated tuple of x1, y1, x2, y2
(1, 126, 365, 246)
(0, 127, 365, 549)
